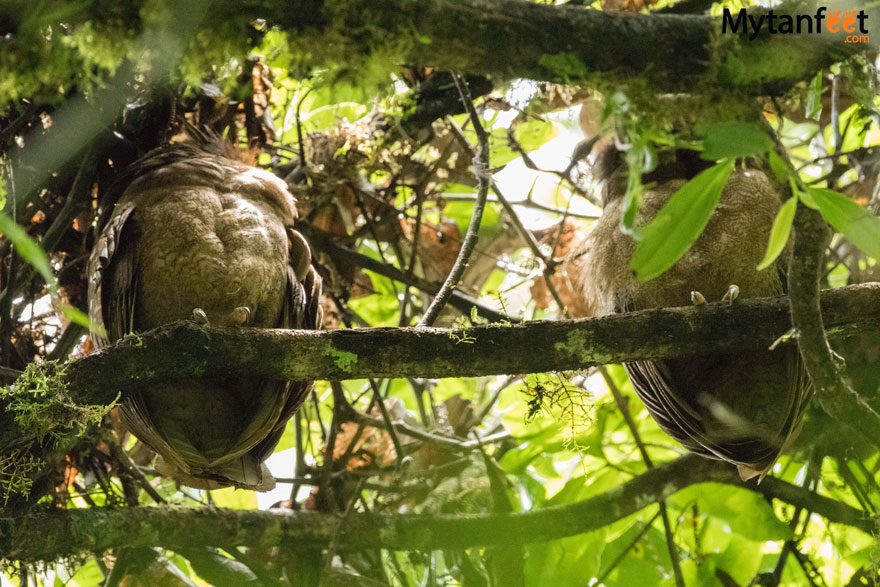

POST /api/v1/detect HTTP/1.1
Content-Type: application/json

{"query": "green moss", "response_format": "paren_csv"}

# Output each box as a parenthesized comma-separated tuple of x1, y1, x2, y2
(0, 452, 43, 506)
(328, 347, 358, 373)
(554, 328, 604, 363)
(538, 53, 589, 84)
(0, 361, 117, 444)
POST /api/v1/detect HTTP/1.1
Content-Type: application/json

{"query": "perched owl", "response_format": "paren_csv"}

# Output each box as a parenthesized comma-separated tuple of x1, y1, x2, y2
(88, 134, 323, 490)
(573, 148, 811, 480)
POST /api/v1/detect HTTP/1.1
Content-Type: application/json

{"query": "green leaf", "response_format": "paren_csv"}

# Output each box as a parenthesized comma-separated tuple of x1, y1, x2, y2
(701, 122, 774, 161)
(177, 547, 259, 585)
(767, 151, 790, 184)
(0, 213, 96, 330)
(756, 196, 797, 270)
(806, 71, 823, 120)
(793, 179, 818, 210)
(513, 118, 556, 152)
(671, 483, 792, 542)
(58, 304, 95, 330)
(0, 212, 56, 287)
(809, 187, 880, 260)
(630, 159, 734, 282)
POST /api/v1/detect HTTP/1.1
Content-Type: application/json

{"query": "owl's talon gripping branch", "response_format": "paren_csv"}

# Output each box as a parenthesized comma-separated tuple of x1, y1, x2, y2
(192, 308, 209, 325)
(232, 306, 252, 326)
(690, 291, 707, 306)
(722, 284, 740, 306)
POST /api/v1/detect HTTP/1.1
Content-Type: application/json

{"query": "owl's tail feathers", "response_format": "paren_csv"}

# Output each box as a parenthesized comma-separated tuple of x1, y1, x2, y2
(736, 463, 769, 483)
(214, 454, 277, 491)
(155, 453, 276, 492)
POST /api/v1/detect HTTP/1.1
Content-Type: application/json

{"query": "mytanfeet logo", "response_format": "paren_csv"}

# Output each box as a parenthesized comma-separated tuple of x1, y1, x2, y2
(722, 7, 870, 44)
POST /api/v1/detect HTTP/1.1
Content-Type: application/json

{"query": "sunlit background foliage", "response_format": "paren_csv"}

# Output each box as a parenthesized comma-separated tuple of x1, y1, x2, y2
(0, 0, 879, 585)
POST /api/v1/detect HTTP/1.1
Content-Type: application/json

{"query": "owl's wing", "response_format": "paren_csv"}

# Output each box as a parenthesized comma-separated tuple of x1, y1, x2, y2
(248, 229, 324, 464)
(88, 202, 139, 348)
(89, 200, 196, 472)
(622, 285, 808, 477)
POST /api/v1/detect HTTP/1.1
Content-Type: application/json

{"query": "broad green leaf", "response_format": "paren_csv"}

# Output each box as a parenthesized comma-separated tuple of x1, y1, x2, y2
(809, 187, 880, 260)
(716, 534, 764, 585)
(211, 486, 258, 509)
(630, 159, 734, 282)
(701, 122, 774, 161)
(68, 560, 106, 585)
(756, 196, 797, 270)
(824, 103, 874, 154)
(671, 483, 792, 542)
(513, 118, 557, 152)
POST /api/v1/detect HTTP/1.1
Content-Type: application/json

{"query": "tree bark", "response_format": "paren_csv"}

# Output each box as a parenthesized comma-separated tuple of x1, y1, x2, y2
(55, 283, 879, 408)
(0, 454, 870, 562)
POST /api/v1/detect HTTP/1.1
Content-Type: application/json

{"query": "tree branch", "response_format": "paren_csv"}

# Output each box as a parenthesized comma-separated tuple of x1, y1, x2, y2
(419, 73, 490, 327)
(787, 209, 880, 451)
(53, 283, 878, 405)
(231, 0, 861, 95)
(1, 1, 864, 100)
(1, 454, 870, 562)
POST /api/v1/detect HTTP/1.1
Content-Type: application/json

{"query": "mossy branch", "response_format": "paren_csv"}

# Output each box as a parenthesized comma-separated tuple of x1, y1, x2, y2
(1, 284, 877, 443)
(0, 283, 877, 506)
(1, 0, 868, 104)
(0, 454, 871, 562)
(0, 362, 116, 505)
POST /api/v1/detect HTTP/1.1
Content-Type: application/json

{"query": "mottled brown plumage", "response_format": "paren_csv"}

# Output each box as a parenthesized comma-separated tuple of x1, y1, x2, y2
(573, 150, 811, 480)
(88, 136, 322, 491)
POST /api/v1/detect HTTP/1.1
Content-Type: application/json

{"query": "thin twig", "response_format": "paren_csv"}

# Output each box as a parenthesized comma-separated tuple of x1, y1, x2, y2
(418, 73, 490, 327)
(441, 192, 599, 220)
(300, 222, 517, 323)
(594, 509, 663, 585)
(600, 367, 685, 587)
(446, 119, 573, 317)
(399, 193, 424, 327)
(368, 379, 404, 465)
(506, 126, 597, 204)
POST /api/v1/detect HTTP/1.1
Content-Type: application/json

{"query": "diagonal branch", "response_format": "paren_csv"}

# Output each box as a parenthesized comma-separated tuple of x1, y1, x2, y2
(787, 208, 880, 451)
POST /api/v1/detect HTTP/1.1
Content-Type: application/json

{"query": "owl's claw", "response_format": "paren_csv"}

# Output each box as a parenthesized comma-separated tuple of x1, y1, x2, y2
(232, 306, 252, 326)
(722, 284, 740, 306)
(690, 291, 707, 305)
(192, 308, 209, 325)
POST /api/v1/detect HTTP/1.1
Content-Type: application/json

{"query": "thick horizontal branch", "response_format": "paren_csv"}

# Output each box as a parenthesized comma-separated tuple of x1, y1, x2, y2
(239, 0, 860, 94)
(2, 1, 865, 97)
(1, 284, 876, 456)
(55, 283, 879, 407)
(1, 454, 870, 562)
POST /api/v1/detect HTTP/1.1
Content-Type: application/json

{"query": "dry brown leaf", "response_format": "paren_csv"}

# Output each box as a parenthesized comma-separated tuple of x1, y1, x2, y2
(530, 218, 596, 316)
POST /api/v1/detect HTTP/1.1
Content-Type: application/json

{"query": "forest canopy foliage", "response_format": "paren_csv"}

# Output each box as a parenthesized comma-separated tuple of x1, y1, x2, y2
(0, 0, 879, 585)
